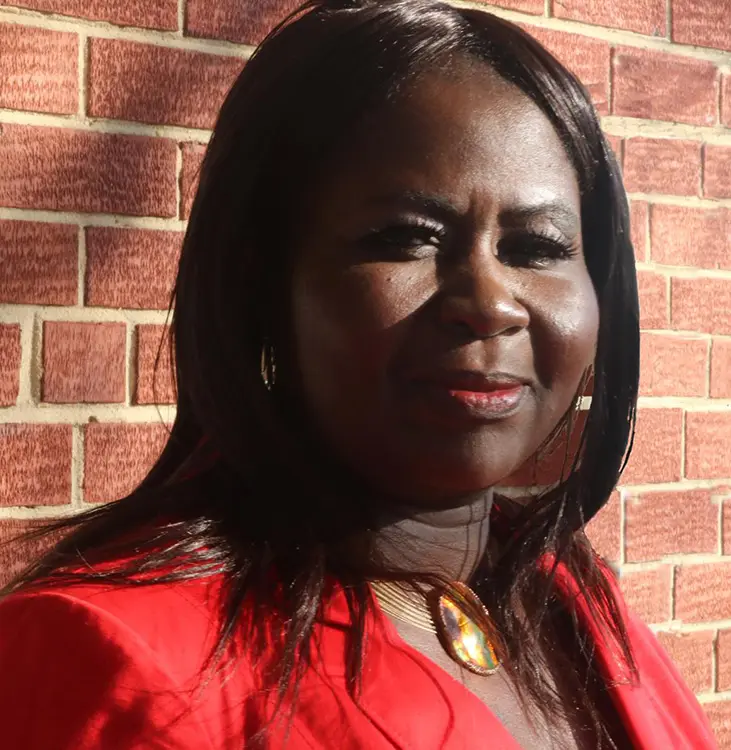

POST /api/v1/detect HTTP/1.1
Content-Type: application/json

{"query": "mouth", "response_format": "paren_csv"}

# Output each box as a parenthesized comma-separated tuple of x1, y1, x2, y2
(405, 370, 530, 423)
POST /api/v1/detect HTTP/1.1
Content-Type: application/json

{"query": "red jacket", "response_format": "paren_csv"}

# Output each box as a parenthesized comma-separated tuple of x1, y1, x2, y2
(0, 570, 718, 749)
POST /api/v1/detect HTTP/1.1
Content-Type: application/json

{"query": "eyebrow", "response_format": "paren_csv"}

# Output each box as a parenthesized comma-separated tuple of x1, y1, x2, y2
(367, 191, 461, 221)
(368, 192, 581, 236)
(500, 202, 581, 237)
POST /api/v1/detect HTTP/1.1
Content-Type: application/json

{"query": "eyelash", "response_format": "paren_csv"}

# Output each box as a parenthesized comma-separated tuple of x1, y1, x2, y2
(363, 220, 579, 267)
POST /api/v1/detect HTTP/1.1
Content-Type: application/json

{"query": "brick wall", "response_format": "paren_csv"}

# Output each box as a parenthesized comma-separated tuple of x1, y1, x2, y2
(0, 0, 729, 741)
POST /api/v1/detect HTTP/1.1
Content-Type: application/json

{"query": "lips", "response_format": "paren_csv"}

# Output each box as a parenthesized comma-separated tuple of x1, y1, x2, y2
(403, 370, 530, 423)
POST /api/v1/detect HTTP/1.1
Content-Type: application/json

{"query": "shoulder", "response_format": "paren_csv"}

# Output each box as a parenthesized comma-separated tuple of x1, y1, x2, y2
(0, 577, 244, 749)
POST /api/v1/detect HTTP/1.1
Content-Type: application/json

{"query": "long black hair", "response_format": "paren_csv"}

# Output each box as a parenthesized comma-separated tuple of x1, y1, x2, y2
(4, 0, 639, 745)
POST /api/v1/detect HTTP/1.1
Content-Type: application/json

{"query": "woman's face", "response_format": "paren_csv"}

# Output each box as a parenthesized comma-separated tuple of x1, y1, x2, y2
(289, 63, 599, 507)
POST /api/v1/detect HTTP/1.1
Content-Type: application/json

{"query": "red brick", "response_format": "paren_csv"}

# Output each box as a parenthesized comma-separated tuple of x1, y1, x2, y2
(711, 339, 731, 399)
(612, 47, 719, 127)
(524, 28, 610, 114)
(639, 333, 707, 397)
(83, 422, 168, 503)
(629, 200, 648, 260)
(0, 125, 177, 218)
(704, 145, 731, 199)
(135, 325, 175, 405)
(672, 278, 731, 335)
(623, 138, 700, 196)
(0, 1, 177, 30)
(585, 491, 620, 562)
(0, 220, 77, 306)
(186, 0, 301, 44)
(703, 702, 731, 749)
(553, 0, 665, 36)
(686, 412, 731, 481)
(621, 409, 683, 485)
(651, 205, 730, 270)
(88, 39, 242, 130)
(42, 321, 126, 404)
(620, 566, 672, 624)
(675, 563, 731, 623)
(672, 0, 731, 53)
(656, 630, 714, 693)
(723, 76, 731, 128)
(0, 424, 72, 505)
(85, 227, 180, 310)
(0, 24, 77, 115)
(625, 489, 717, 562)
(637, 270, 668, 330)
(180, 142, 206, 219)
(0, 324, 20, 406)
(0, 519, 62, 588)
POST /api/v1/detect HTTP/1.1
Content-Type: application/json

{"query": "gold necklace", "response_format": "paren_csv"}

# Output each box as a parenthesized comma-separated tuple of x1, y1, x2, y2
(370, 580, 501, 676)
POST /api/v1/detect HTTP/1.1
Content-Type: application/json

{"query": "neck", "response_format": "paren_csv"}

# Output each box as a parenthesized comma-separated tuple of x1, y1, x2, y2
(371, 489, 494, 582)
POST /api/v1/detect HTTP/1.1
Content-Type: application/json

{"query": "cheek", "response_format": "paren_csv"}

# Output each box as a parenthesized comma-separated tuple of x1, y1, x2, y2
(530, 274, 599, 391)
(290, 263, 433, 391)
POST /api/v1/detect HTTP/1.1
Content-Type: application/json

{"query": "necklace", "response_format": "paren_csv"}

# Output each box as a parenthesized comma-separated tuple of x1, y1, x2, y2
(370, 580, 501, 676)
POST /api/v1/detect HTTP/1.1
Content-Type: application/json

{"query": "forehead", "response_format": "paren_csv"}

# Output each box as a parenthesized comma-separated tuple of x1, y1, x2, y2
(314, 64, 580, 220)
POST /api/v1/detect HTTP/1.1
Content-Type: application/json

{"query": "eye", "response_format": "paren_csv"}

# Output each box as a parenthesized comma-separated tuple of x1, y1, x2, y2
(360, 219, 446, 259)
(497, 231, 579, 269)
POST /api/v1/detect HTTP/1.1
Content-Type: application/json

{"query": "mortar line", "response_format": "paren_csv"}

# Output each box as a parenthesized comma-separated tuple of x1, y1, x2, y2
(0, 108, 213, 143)
(717, 496, 724, 557)
(1, 1, 729, 64)
(175, 144, 184, 221)
(700, 142, 706, 197)
(712, 629, 719, 692)
(125, 322, 135, 407)
(666, 273, 673, 327)
(0, 405, 176, 424)
(77, 226, 86, 307)
(665, 0, 672, 41)
(608, 47, 615, 116)
(0, 8, 253, 57)
(0, 207, 186, 231)
(0, 305, 170, 325)
(680, 409, 687, 479)
(29, 313, 43, 405)
(77, 33, 88, 118)
(601, 116, 731, 145)
(15, 310, 35, 406)
(544, 0, 551, 18)
(450, 0, 731, 66)
(178, 0, 187, 35)
(70, 424, 84, 508)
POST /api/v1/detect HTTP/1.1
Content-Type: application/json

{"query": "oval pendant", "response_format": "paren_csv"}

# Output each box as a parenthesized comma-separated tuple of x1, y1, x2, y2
(432, 583, 500, 676)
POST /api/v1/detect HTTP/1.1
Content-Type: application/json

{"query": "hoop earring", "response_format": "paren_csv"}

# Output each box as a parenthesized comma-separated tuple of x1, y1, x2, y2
(535, 364, 594, 468)
(261, 340, 276, 390)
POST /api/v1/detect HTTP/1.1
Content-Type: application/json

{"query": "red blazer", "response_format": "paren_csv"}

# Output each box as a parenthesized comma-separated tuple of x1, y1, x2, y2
(0, 569, 718, 749)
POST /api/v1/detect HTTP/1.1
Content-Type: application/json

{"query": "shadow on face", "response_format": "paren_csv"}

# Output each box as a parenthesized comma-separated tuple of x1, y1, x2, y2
(289, 59, 599, 508)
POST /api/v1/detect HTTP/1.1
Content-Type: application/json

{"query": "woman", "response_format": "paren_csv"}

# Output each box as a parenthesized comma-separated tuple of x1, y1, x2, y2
(0, 0, 717, 748)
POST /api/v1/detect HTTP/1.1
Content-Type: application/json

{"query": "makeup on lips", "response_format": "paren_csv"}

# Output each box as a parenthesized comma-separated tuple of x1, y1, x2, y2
(405, 370, 529, 422)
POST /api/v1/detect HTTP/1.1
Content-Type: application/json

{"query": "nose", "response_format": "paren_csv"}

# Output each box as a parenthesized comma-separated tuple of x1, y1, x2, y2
(439, 250, 529, 339)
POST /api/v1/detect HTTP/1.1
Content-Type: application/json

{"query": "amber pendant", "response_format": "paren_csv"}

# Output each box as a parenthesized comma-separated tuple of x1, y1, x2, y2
(431, 582, 500, 676)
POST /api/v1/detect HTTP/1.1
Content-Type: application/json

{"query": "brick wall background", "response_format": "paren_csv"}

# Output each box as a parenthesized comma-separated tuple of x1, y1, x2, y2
(0, 0, 729, 742)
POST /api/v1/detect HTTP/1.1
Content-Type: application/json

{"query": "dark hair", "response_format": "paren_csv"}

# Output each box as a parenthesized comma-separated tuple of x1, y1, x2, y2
(4, 0, 639, 745)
